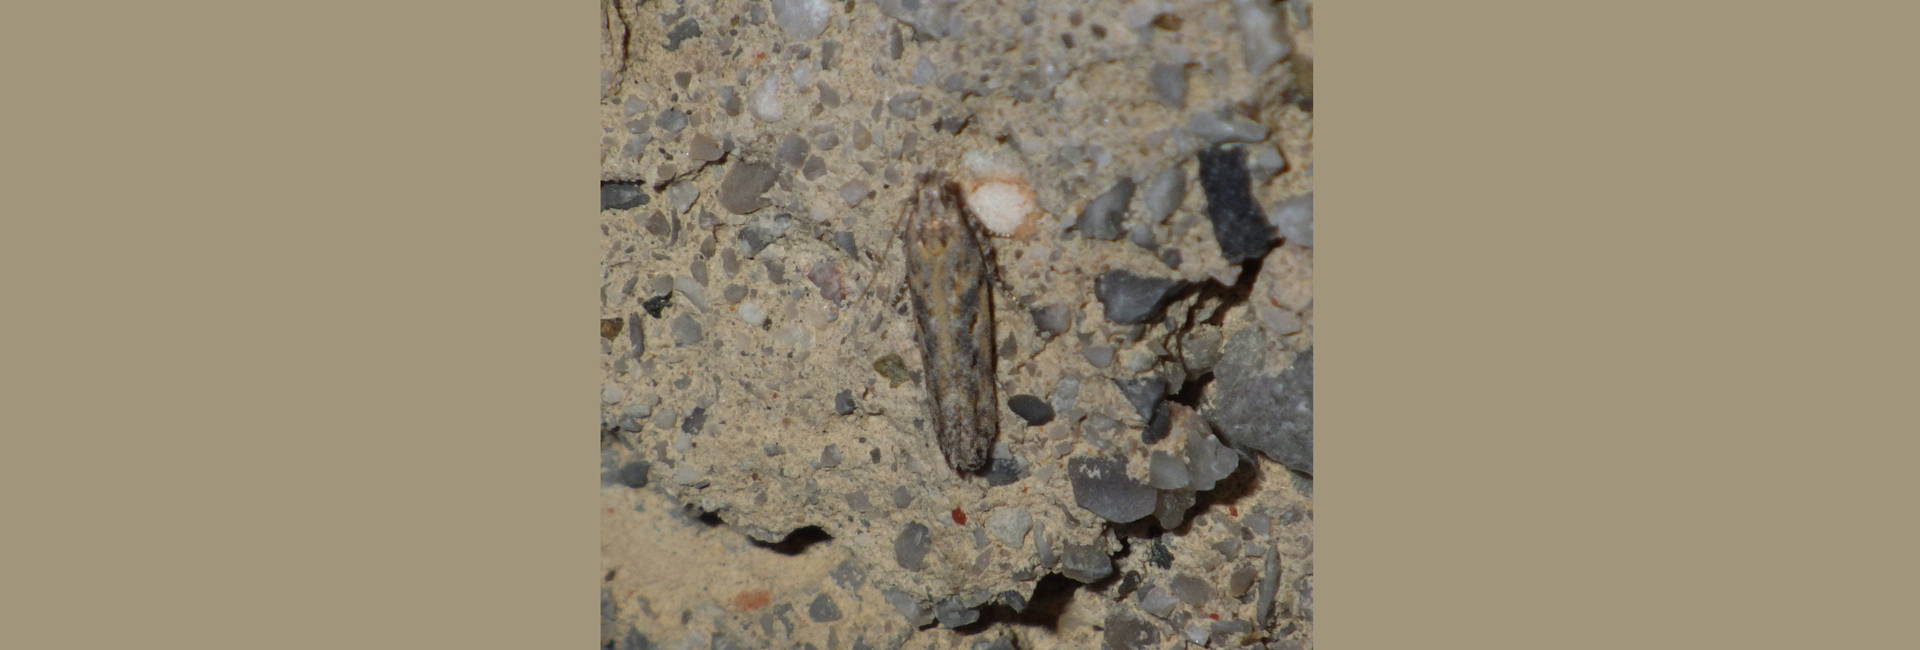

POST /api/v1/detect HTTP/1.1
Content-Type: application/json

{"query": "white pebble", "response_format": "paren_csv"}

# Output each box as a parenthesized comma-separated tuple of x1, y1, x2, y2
(1232, 0, 1292, 74)
(738, 301, 768, 327)
(770, 0, 831, 40)
(748, 76, 784, 123)
(1270, 192, 1312, 247)
(601, 384, 624, 404)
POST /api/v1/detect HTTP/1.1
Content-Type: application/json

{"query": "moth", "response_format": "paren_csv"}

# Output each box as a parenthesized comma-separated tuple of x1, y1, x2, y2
(901, 171, 999, 473)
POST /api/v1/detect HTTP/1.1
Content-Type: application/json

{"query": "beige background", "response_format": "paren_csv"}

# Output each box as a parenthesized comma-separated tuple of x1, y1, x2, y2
(4, 1, 1917, 648)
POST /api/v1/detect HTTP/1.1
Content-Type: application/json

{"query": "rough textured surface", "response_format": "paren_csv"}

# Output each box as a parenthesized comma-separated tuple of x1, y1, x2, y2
(602, 1, 1313, 648)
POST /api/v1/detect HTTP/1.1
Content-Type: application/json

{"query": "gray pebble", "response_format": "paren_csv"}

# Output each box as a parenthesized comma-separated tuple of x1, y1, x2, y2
(1050, 375, 1081, 413)
(672, 465, 702, 485)
(883, 589, 933, 626)
(613, 461, 650, 488)
(1169, 573, 1214, 607)
(845, 491, 873, 512)
(1128, 222, 1157, 250)
(910, 55, 939, 85)
(1032, 522, 1054, 566)
(663, 18, 702, 52)
(680, 407, 706, 434)
(1102, 612, 1160, 650)
(1148, 62, 1187, 107)
(717, 86, 742, 116)
(1138, 585, 1180, 618)
(1029, 304, 1071, 337)
(813, 132, 840, 150)
(665, 180, 698, 214)
(670, 314, 703, 345)
(1229, 564, 1260, 597)
(1152, 487, 1196, 529)
(834, 389, 856, 415)
(891, 486, 913, 509)
(1059, 542, 1114, 583)
(1185, 428, 1240, 491)
(801, 155, 827, 180)
(1209, 335, 1311, 473)
(1067, 456, 1157, 523)
(1079, 345, 1115, 368)
(723, 284, 747, 304)
(983, 458, 1021, 486)
(717, 161, 779, 214)
(1075, 178, 1135, 240)
(655, 108, 689, 134)
(819, 444, 842, 468)
(833, 230, 858, 257)
(1197, 145, 1277, 262)
(1006, 395, 1053, 425)
(621, 402, 652, 420)
(807, 592, 842, 622)
(887, 91, 921, 119)
(1234, 0, 1291, 74)
(689, 133, 724, 162)
(1094, 269, 1188, 324)
(736, 212, 792, 258)
(828, 557, 866, 591)
(601, 182, 648, 211)
(763, 443, 787, 456)
(1188, 109, 1269, 144)
(1147, 450, 1191, 489)
(838, 180, 870, 207)
(1113, 377, 1172, 443)
(933, 598, 978, 628)
(602, 384, 624, 404)
(893, 522, 932, 571)
(985, 508, 1031, 547)
(770, 0, 831, 40)
(1270, 192, 1313, 247)
(817, 81, 840, 107)
(622, 95, 648, 117)
(777, 133, 809, 168)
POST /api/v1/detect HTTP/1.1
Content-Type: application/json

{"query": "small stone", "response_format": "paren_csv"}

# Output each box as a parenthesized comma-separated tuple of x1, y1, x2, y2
(1102, 612, 1160, 650)
(1138, 585, 1180, 618)
(801, 155, 827, 180)
(1232, 0, 1291, 74)
(985, 508, 1031, 547)
(1147, 450, 1191, 489)
(833, 231, 858, 258)
(1197, 145, 1277, 263)
(1113, 377, 1172, 443)
(828, 557, 866, 591)
(717, 86, 742, 116)
(819, 444, 842, 468)
(770, 0, 832, 40)
(614, 461, 650, 488)
(1059, 542, 1114, 583)
(655, 108, 689, 134)
(663, 18, 702, 52)
(1169, 573, 1214, 607)
(833, 389, 855, 415)
(672, 275, 707, 311)
(644, 212, 671, 237)
(886, 91, 921, 119)
(1229, 565, 1260, 597)
(1270, 192, 1313, 247)
(1067, 456, 1157, 523)
(892, 486, 913, 509)
(1143, 165, 1186, 222)
(1189, 109, 1269, 144)
(807, 593, 842, 622)
(1080, 345, 1115, 368)
(1209, 335, 1311, 472)
(983, 458, 1021, 486)
(837, 180, 870, 207)
(600, 317, 624, 341)
(622, 95, 647, 117)
(1026, 305, 1070, 338)
(1094, 269, 1188, 324)
(681, 407, 707, 434)
(883, 589, 933, 626)
(764, 443, 787, 456)
(893, 522, 932, 571)
(738, 302, 767, 327)
(1075, 178, 1134, 240)
(1006, 395, 1054, 425)
(1185, 427, 1241, 492)
(873, 353, 911, 387)
(670, 314, 703, 344)
(601, 181, 648, 211)
(817, 81, 840, 107)
(1148, 62, 1187, 107)
(807, 261, 849, 303)
(777, 134, 810, 168)
(665, 180, 698, 214)
(718, 161, 779, 214)
(1153, 487, 1196, 529)
(672, 465, 702, 485)
(602, 384, 624, 404)
(748, 76, 784, 122)
(813, 132, 840, 150)
(1032, 522, 1055, 566)
(933, 598, 978, 628)
(689, 133, 724, 162)
(736, 212, 792, 257)
(845, 491, 873, 512)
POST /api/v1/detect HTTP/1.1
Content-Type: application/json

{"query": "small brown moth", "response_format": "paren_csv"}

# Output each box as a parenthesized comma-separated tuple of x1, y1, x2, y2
(901, 171, 999, 473)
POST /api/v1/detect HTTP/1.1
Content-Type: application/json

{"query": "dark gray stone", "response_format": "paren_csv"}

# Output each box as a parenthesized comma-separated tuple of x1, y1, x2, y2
(602, 182, 648, 211)
(663, 18, 702, 51)
(983, 458, 1021, 486)
(1169, 573, 1214, 607)
(1068, 456, 1157, 523)
(1196, 145, 1278, 263)
(933, 597, 979, 628)
(615, 461, 650, 488)
(1094, 269, 1187, 324)
(834, 389, 856, 415)
(1059, 542, 1113, 584)
(1207, 330, 1312, 474)
(654, 108, 688, 134)
(894, 522, 932, 570)
(828, 557, 866, 590)
(807, 593, 842, 622)
(1112, 378, 1171, 443)
(1029, 304, 1071, 337)
(736, 212, 792, 258)
(1006, 394, 1054, 425)
(680, 407, 706, 435)
(1076, 178, 1135, 240)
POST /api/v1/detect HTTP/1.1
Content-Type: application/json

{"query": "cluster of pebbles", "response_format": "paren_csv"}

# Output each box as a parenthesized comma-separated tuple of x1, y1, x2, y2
(602, 1, 1312, 649)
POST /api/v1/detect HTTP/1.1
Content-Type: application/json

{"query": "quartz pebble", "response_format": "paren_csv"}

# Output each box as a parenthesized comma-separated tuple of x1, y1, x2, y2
(985, 508, 1032, 547)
